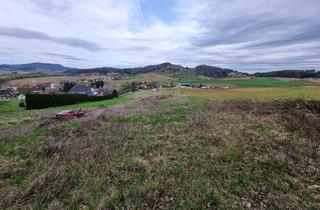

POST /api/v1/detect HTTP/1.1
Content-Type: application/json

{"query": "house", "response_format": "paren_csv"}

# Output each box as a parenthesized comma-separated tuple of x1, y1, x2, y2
(18, 94, 25, 101)
(96, 84, 117, 96)
(207, 84, 232, 90)
(32, 83, 50, 93)
(179, 83, 192, 88)
(0, 86, 19, 100)
(68, 85, 98, 96)
(49, 83, 63, 92)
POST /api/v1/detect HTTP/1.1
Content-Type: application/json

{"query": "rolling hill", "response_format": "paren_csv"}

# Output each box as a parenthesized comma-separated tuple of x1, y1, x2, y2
(0, 62, 244, 78)
(0, 62, 74, 73)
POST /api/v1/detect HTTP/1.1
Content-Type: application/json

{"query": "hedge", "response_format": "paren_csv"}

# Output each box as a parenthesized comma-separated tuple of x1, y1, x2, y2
(25, 91, 118, 109)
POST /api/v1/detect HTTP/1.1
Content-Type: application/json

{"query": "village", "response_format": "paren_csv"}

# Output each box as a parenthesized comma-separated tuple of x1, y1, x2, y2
(0, 76, 115, 101)
(0, 71, 233, 104)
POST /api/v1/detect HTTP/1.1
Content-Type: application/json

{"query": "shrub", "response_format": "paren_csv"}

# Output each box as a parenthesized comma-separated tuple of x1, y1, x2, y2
(25, 91, 118, 109)
(19, 101, 25, 108)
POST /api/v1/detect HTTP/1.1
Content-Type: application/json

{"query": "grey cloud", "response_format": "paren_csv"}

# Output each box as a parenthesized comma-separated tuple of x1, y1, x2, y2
(182, 0, 320, 71)
(0, 27, 103, 52)
(21, 0, 72, 13)
(245, 28, 320, 49)
(192, 14, 319, 47)
(121, 46, 152, 52)
(0, 51, 15, 57)
(42, 52, 84, 61)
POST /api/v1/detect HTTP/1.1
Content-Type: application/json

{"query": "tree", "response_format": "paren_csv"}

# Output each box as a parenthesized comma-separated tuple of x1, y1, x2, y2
(95, 81, 104, 88)
(63, 82, 76, 92)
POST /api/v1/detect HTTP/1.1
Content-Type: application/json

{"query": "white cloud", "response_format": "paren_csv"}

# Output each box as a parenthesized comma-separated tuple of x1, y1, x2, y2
(0, 0, 319, 71)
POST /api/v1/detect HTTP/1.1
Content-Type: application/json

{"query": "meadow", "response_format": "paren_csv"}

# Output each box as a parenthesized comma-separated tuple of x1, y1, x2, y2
(175, 76, 314, 88)
(181, 86, 320, 101)
(0, 90, 154, 128)
(0, 89, 319, 209)
(8, 75, 89, 86)
(1, 77, 320, 209)
(8, 73, 172, 87)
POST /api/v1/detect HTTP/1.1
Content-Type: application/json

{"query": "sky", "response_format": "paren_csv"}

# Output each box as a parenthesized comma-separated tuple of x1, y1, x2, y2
(0, 0, 319, 72)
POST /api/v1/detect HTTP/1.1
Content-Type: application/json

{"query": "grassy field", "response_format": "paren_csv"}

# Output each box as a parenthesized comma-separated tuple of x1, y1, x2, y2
(0, 89, 319, 209)
(8, 75, 93, 85)
(175, 76, 314, 88)
(0, 90, 154, 128)
(8, 73, 173, 87)
(7, 72, 317, 89)
(181, 86, 320, 101)
(1, 87, 320, 209)
(106, 73, 173, 87)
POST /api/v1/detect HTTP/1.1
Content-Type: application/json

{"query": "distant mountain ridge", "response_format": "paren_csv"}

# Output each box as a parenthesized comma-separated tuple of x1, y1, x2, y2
(0, 62, 243, 78)
(0, 62, 74, 73)
(254, 69, 320, 78)
(65, 62, 187, 75)
(2, 62, 318, 79)
(65, 62, 245, 78)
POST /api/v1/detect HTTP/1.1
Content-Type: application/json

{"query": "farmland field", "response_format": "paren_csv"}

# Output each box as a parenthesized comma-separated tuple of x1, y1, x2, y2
(8, 73, 173, 87)
(8, 75, 94, 86)
(175, 76, 315, 88)
(106, 73, 173, 87)
(182, 86, 320, 101)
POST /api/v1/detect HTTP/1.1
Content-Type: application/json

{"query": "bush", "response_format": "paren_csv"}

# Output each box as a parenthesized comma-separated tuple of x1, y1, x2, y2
(19, 101, 25, 108)
(25, 91, 118, 110)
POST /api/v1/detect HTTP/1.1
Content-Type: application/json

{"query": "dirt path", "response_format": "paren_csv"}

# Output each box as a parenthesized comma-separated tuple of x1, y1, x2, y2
(0, 94, 173, 142)
(0, 108, 108, 142)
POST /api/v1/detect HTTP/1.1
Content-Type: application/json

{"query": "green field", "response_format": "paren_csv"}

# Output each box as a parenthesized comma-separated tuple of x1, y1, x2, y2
(0, 90, 152, 128)
(175, 76, 313, 88)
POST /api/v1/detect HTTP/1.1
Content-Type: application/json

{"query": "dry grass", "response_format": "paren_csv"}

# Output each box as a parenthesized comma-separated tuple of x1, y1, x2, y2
(0, 92, 319, 209)
(182, 86, 320, 101)
(276, 77, 320, 85)
(105, 73, 173, 87)
(8, 73, 173, 87)
(8, 75, 103, 86)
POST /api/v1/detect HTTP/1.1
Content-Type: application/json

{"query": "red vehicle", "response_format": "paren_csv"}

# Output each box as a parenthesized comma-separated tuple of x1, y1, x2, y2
(55, 109, 85, 119)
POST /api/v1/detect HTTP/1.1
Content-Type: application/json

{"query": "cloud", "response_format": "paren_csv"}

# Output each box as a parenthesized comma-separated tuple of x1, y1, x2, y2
(0, 26, 103, 52)
(245, 27, 320, 49)
(42, 52, 84, 61)
(0, 0, 319, 71)
(20, 0, 72, 14)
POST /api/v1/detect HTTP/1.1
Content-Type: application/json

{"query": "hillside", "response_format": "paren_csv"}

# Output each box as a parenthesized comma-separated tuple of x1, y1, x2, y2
(0, 89, 319, 209)
(66, 63, 186, 75)
(66, 63, 245, 78)
(0, 63, 74, 73)
(254, 70, 320, 78)
(0, 62, 243, 78)
(2, 62, 320, 80)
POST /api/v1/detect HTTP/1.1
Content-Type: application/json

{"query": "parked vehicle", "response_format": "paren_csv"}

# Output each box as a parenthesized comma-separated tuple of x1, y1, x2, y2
(55, 109, 85, 119)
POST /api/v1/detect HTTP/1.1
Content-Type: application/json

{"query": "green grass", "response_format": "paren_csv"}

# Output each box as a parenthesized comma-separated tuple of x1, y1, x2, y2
(176, 77, 311, 88)
(0, 90, 151, 128)
(0, 100, 24, 113)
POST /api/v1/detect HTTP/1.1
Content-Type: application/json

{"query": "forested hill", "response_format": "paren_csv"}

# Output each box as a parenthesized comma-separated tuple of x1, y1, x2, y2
(3, 62, 319, 79)
(0, 62, 241, 78)
(254, 69, 320, 78)
(66, 63, 244, 78)
(0, 62, 74, 73)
